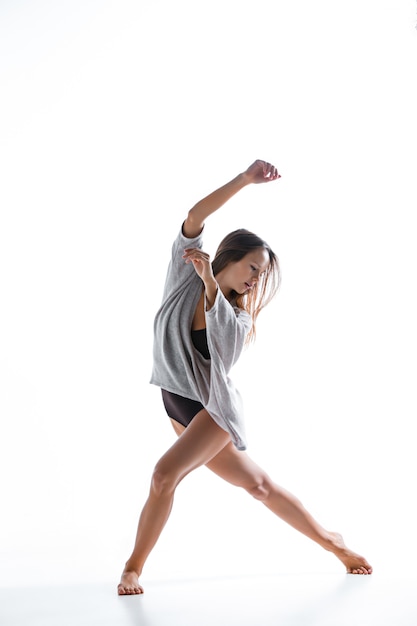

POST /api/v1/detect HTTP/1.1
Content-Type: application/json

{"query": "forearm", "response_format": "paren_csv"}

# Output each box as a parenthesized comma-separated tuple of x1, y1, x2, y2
(182, 159, 280, 238)
(203, 277, 219, 311)
(183, 172, 250, 238)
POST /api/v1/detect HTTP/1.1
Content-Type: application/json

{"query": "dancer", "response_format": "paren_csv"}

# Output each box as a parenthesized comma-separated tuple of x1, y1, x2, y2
(118, 159, 372, 595)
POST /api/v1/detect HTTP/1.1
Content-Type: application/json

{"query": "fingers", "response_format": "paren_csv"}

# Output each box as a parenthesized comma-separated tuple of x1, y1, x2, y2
(183, 248, 213, 281)
(246, 159, 281, 183)
(262, 161, 281, 181)
(183, 248, 210, 264)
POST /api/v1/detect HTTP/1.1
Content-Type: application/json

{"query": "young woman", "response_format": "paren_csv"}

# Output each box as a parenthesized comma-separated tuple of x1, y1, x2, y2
(118, 159, 372, 595)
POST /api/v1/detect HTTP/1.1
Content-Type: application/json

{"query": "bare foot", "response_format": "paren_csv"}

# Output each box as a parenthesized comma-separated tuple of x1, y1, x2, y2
(328, 532, 373, 575)
(117, 569, 144, 595)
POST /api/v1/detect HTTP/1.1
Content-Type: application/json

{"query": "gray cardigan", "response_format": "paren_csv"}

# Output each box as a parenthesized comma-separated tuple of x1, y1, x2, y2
(150, 227, 252, 450)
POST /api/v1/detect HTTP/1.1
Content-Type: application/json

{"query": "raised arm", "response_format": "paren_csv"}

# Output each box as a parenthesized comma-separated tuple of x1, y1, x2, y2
(183, 160, 280, 238)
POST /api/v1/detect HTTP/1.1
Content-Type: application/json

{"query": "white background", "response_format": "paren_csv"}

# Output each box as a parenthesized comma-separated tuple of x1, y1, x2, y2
(1, 0, 416, 587)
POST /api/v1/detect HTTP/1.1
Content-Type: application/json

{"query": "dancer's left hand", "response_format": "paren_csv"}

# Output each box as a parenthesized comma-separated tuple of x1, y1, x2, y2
(183, 248, 214, 283)
(243, 159, 281, 184)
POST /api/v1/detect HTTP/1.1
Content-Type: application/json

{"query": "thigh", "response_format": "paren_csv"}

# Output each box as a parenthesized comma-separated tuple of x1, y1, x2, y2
(205, 442, 268, 490)
(169, 417, 266, 490)
(156, 409, 231, 484)
(170, 418, 186, 437)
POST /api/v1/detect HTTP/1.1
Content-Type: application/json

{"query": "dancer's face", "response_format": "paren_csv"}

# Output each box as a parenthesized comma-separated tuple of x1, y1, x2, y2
(216, 248, 270, 297)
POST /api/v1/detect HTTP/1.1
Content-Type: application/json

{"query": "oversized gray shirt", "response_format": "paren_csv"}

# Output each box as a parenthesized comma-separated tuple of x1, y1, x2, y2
(150, 227, 252, 450)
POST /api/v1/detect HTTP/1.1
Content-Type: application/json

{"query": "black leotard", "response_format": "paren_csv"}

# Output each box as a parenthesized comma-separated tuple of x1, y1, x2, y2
(161, 328, 210, 426)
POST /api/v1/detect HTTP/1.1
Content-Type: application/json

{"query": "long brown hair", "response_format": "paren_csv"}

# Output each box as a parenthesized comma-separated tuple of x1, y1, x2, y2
(212, 229, 281, 343)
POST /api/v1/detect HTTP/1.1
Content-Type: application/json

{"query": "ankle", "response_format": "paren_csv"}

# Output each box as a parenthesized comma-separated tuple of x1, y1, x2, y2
(323, 531, 345, 553)
(123, 561, 142, 577)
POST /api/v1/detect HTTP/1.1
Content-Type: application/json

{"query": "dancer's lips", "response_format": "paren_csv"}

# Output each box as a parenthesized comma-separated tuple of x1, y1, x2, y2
(244, 282, 253, 290)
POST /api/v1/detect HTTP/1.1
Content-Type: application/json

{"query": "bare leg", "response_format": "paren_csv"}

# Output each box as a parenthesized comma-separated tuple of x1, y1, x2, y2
(170, 419, 372, 574)
(117, 410, 231, 595)
(203, 438, 373, 574)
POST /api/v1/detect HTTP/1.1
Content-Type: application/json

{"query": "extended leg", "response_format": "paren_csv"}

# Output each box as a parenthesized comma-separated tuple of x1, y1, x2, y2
(117, 409, 231, 595)
(204, 441, 372, 574)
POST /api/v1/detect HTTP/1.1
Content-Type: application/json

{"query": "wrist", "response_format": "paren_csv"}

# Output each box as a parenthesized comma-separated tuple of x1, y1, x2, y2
(236, 171, 252, 187)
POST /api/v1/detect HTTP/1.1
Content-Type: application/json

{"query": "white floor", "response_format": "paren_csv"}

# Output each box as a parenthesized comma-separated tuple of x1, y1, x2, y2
(1, 573, 416, 626)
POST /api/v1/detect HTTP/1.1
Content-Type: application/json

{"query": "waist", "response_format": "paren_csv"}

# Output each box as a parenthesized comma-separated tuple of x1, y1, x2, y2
(191, 328, 210, 360)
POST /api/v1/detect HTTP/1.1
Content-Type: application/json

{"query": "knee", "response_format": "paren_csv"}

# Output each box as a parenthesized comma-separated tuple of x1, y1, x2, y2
(247, 475, 271, 501)
(151, 462, 178, 496)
